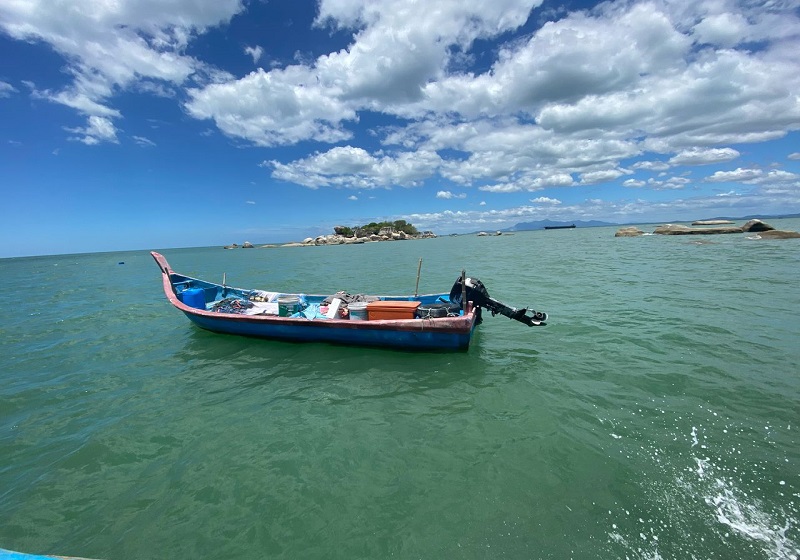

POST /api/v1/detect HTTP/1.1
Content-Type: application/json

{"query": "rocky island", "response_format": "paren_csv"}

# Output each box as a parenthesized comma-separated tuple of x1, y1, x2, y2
(615, 219, 800, 239)
(224, 220, 436, 249)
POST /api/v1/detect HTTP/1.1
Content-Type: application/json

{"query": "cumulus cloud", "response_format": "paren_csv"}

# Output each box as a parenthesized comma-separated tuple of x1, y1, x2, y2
(789, 153, 800, 161)
(579, 168, 632, 184)
(2, 0, 800, 214)
(669, 148, 740, 166)
(623, 179, 646, 188)
(705, 168, 764, 183)
(436, 191, 466, 199)
(647, 176, 691, 190)
(268, 146, 442, 189)
(632, 160, 671, 172)
(186, 67, 356, 147)
(530, 197, 561, 204)
(0, 0, 245, 143)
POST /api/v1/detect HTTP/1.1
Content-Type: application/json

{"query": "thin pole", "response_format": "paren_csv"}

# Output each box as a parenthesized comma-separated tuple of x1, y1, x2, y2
(414, 258, 423, 297)
(461, 269, 466, 313)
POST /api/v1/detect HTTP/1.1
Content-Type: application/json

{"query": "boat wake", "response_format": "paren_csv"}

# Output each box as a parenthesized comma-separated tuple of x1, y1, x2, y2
(601, 404, 798, 559)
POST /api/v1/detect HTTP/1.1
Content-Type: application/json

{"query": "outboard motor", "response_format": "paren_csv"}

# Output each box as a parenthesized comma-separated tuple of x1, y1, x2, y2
(449, 276, 547, 327)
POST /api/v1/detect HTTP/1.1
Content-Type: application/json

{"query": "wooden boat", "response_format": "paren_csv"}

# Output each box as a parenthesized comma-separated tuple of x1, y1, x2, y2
(543, 224, 575, 229)
(0, 548, 100, 559)
(151, 252, 547, 351)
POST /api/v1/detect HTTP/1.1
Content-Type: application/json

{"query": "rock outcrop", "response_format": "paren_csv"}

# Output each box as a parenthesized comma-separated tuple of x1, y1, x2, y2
(750, 230, 800, 239)
(615, 226, 644, 237)
(653, 224, 745, 235)
(618, 218, 797, 239)
(741, 219, 775, 232)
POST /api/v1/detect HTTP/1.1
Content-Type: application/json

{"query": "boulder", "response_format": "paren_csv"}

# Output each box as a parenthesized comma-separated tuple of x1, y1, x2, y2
(752, 230, 800, 239)
(615, 227, 644, 237)
(242, 241, 254, 248)
(302, 237, 314, 245)
(653, 224, 744, 235)
(741, 219, 775, 232)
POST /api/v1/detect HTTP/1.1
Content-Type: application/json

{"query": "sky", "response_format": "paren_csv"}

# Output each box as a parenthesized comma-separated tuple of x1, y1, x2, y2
(1, 0, 800, 257)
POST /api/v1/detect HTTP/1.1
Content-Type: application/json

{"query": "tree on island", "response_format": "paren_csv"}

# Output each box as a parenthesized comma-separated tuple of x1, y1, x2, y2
(337, 220, 419, 237)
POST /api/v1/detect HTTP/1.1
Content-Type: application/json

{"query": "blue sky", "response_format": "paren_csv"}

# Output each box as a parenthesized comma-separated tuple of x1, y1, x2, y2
(1, 0, 799, 257)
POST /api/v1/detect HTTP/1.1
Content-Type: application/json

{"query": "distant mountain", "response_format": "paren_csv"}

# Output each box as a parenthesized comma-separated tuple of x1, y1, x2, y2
(506, 219, 616, 231)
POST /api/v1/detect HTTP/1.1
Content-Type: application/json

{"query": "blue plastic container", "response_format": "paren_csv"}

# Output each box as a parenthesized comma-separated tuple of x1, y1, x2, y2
(180, 288, 207, 310)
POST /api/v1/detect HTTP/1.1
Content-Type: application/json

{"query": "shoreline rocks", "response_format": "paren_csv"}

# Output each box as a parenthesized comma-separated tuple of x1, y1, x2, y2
(290, 230, 437, 246)
(616, 219, 799, 240)
(615, 226, 645, 237)
(653, 223, 746, 235)
(224, 230, 438, 249)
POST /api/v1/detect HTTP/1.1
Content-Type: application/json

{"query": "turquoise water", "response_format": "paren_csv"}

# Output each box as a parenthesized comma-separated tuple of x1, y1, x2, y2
(1, 223, 799, 559)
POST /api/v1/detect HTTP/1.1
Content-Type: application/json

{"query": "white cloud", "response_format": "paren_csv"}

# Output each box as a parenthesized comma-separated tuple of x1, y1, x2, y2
(623, 179, 646, 188)
(692, 12, 749, 48)
(580, 168, 632, 184)
(2, 0, 800, 195)
(631, 160, 670, 172)
(269, 146, 442, 189)
(65, 115, 119, 145)
(789, 153, 800, 161)
(348, 195, 358, 201)
(669, 147, 740, 166)
(0, 80, 17, 97)
(403, 185, 800, 233)
(436, 190, 466, 199)
(530, 197, 561, 204)
(133, 135, 156, 147)
(704, 168, 798, 186)
(313, 0, 540, 106)
(186, 67, 356, 147)
(647, 176, 691, 190)
(0, 0, 245, 142)
(705, 168, 763, 183)
(244, 45, 263, 64)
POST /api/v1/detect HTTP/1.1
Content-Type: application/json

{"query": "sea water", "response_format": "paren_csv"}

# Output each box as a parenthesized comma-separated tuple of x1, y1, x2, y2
(1, 222, 799, 559)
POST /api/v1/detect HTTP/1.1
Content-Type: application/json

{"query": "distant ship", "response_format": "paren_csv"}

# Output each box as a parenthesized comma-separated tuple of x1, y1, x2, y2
(543, 224, 576, 230)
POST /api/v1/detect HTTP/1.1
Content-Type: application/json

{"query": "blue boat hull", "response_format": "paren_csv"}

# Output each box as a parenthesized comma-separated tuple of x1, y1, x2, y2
(183, 310, 476, 350)
(152, 252, 478, 351)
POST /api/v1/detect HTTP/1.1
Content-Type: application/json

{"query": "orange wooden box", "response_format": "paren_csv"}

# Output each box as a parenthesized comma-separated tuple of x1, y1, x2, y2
(367, 300, 421, 320)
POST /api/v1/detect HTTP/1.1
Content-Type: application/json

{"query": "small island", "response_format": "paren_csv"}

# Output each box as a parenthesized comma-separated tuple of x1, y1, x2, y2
(224, 220, 437, 249)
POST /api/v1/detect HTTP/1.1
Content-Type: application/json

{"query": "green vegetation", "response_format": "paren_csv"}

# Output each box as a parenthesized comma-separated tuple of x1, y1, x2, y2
(341, 220, 419, 237)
